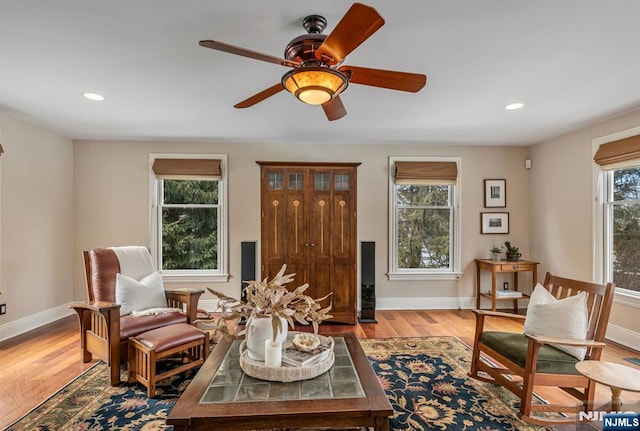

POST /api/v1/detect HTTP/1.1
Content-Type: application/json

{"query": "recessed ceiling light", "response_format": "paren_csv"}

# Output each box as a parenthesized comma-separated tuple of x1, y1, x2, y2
(83, 92, 105, 101)
(505, 102, 524, 111)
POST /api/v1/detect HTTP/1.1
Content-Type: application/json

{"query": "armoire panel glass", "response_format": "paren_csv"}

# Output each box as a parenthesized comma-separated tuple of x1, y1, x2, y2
(267, 173, 283, 190)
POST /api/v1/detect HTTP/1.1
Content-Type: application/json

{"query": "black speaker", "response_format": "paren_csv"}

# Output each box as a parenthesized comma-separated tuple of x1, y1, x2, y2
(240, 241, 257, 304)
(359, 241, 377, 323)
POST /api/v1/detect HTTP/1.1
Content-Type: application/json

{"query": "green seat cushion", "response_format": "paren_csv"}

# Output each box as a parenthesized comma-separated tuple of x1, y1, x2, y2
(480, 331, 580, 375)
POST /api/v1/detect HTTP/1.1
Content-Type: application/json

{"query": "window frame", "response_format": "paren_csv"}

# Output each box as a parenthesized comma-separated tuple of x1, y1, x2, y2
(602, 167, 640, 299)
(149, 153, 229, 283)
(593, 127, 640, 306)
(388, 156, 462, 281)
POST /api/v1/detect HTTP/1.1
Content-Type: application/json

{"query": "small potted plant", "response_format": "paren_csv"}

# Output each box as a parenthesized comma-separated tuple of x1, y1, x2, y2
(489, 246, 503, 261)
(504, 241, 522, 261)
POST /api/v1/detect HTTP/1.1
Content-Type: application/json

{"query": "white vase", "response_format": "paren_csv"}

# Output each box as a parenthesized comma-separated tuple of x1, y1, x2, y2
(246, 316, 288, 361)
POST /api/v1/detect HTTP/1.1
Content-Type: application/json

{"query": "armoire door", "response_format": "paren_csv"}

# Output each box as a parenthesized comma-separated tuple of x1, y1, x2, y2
(258, 162, 359, 324)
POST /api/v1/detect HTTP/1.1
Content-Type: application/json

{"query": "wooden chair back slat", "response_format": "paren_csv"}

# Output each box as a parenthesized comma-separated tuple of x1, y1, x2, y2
(542, 273, 614, 346)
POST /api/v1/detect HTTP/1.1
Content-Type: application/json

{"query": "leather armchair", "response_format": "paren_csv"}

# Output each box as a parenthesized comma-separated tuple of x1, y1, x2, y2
(69, 248, 203, 385)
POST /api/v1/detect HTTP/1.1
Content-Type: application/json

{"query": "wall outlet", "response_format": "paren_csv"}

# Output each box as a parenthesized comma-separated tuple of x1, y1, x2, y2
(0, 304, 5, 315)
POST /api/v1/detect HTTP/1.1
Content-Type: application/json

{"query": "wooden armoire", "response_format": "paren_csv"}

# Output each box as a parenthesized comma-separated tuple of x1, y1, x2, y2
(257, 162, 359, 324)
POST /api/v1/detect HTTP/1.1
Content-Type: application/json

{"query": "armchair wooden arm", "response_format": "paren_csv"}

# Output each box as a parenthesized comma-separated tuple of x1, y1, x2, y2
(164, 288, 204, 323)
(472, 309, 527, 320)
(70, 301, 121, 313)
(525, 333, 607, 348)
(472, 309, 526, 343)
(69, 301, 121, 384)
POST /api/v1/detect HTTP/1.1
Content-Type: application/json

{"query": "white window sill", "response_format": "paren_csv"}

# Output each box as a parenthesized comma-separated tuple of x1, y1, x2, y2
(161, 272, 230, 283)
(614, 289, 640, 309)
(387, 272, 463, 281)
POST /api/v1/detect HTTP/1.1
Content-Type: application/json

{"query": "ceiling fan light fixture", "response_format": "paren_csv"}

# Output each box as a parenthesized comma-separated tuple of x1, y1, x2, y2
(282, 67, 348, 105)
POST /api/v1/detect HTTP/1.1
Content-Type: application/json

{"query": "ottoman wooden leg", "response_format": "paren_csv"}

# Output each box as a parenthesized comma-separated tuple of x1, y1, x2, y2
(129, 324, 207, 398)
(129, 338, 156, 396)
(148, 348, 158, 398)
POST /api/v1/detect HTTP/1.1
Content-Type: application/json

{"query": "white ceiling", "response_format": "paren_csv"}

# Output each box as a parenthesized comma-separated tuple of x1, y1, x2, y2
(1, 1, 639, 146)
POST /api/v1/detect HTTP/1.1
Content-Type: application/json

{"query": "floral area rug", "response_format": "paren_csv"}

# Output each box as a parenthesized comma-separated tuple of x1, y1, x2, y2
(360, 337, 543, 431)
(4, 360, 195, 431)
(6, 336, 541, 431)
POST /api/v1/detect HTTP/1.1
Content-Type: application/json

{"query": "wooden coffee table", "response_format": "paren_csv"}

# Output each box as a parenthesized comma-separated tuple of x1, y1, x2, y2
(166, 332, 393, 430)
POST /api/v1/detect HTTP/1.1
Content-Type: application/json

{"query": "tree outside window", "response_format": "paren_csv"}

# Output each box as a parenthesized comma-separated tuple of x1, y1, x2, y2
(396, 184, 451, 270)
(161, 179, 219, 270)
(608, 167, 640, 293)
(388, 156, 460, 280)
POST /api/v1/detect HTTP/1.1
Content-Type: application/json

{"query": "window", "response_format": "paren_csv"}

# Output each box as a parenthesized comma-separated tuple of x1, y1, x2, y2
(388, 157, 461, 280)
(604, 167, 640, 295)
(594, 129, 640, 298)
(150, 154, 228, 282)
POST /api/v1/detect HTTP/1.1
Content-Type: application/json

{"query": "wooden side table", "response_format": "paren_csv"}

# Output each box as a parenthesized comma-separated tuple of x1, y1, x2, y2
(475, 259, 539, 312)
(575, 361, 640, 411)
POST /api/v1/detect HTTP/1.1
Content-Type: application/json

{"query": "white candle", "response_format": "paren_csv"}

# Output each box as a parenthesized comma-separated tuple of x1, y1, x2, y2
(264, 338, 282, 367)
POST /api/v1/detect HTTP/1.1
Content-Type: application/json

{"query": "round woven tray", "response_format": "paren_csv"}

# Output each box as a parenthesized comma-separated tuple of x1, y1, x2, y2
(239, 333, 334, 382)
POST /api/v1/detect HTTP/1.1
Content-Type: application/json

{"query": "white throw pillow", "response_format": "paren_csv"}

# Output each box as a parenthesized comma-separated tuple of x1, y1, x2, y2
(523, 283, 588, 360)
(115, 271, 168, 316)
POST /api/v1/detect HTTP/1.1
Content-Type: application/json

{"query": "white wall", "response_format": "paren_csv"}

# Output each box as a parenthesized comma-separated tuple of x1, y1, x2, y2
(0, 112, 74, 340)
(2, 107, 638, 349)
(74, 140, 531, 310)
(530, 107, 640, 347)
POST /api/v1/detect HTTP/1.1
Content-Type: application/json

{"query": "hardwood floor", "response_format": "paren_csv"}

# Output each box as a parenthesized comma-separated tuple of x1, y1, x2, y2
(1, 310, 639, 429)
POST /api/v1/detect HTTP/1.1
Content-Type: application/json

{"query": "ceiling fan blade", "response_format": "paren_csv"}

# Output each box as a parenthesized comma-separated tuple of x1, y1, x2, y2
(339, 65, 427, 92)
(322, 95, 347, 121)
(199, 40, 299, 68)
(234, 83, 284, 108)
(314, 3, 385, 65)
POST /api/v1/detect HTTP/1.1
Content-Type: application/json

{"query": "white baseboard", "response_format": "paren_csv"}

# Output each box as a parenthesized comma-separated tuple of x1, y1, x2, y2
(200, 297, 490, 313)
(199, 298, 480, 313)
(0, 304, 74, 342)
(606, 323, 640, 352)
(377, 296, 476, 310)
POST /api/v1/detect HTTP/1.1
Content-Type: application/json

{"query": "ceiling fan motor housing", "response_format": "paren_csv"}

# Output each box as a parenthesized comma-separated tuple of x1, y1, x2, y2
(284, 33, 327, 65)
(285, 15, 337, 66)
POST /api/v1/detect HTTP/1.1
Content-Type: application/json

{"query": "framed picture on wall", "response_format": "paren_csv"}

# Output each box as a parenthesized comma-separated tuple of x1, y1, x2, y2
(484, 179, 506, 207)
(481, 212, 509, 234)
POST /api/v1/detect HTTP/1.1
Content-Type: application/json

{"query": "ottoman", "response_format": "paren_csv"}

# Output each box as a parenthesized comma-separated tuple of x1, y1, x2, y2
(128, 323, 209, 397)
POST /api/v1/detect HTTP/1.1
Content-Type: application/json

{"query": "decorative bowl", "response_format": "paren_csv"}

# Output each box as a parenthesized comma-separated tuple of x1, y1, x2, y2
(292, 333, 321, 352)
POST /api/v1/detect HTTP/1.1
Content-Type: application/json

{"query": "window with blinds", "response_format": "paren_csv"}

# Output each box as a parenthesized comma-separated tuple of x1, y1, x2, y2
(597, 133, 640, 296)
(150, 154, 228, 282)
(388, 157, 462, 280)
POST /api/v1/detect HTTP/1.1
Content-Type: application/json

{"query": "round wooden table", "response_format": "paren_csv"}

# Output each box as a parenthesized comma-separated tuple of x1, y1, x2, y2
(575, 360, 640, 411)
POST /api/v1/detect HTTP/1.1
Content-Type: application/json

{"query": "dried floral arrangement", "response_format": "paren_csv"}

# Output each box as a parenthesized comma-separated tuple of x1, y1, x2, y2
(203, 264, 332, 341)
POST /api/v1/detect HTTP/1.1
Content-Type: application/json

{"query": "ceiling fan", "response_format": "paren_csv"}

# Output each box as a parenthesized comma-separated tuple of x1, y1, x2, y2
(199, 2, 427, 121)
